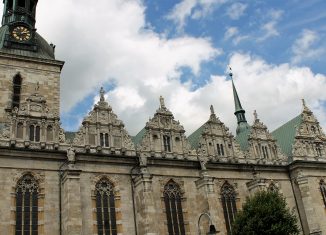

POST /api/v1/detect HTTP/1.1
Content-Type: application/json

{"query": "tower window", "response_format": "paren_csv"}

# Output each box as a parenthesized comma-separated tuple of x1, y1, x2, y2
(15, 174, 38, 235)
(320, 180, 326, 208)
(29, 125, 40, 142)
(18, 0, 25, 7)
(95, 178, 117, 235)
(100, 133, 109, 147)
(221, 182, 237, 235)
(163, 135, 171, 152)
(7, 0, 13, 10)
(163, 180, 185, 235)
(12, 74, 22, 109)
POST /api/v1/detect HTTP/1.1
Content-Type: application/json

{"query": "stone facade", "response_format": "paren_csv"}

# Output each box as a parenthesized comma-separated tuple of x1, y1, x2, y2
(0, 4, 326, 235)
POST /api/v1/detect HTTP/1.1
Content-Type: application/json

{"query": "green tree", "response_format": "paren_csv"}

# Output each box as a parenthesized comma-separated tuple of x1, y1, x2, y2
(232, 190, 300, 235)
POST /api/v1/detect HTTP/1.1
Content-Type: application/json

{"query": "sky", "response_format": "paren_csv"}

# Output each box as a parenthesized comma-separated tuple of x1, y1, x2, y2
(3, 0, 326, 136)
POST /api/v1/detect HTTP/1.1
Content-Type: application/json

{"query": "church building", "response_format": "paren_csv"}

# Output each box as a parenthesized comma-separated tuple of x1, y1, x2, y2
(0, 1, 325, 235)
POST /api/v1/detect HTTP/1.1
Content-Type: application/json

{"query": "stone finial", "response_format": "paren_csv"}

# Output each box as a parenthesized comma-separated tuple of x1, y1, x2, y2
(254, 110, 258, 121)
(100, 87, 105, 102)
(210, 105, 215, 115)
(159, 95, 166, 109)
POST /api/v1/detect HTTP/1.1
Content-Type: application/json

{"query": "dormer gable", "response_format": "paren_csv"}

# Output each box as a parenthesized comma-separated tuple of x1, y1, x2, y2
(72, 88, 135, 155)
(247, 110, 286, 164)
(188, 105, 244, 162)
(136, 96, 195, 159)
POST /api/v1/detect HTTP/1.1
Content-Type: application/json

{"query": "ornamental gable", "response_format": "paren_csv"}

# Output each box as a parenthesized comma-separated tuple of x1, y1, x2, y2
(72, 88, 135, 155)
(292, 100, 326, 161)
(247, 110, 286, 164)
(191, 105, 244, 163)
(0, 86, 65, 150)
(137, 96, 195, 159)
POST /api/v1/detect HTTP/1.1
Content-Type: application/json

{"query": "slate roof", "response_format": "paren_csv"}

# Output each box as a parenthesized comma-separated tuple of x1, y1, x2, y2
(0, 25, 55, 60)
(187, 124, 205, 149)
(65, 132, 76, 143)
(132, 128, 146, 145)
(272, 115, 302, 158)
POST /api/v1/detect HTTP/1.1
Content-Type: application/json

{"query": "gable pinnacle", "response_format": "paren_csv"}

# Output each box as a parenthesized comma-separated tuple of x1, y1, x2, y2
(100, 87, 105, 102)
(254, 110, 258, 121)
(159, 96, 166, 109)
(210, 105, 215, 115)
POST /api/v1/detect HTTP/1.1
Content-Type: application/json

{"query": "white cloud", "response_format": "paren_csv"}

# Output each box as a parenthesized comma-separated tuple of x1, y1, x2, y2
(224, 27, 239, 40)
(167, 0, 227, 30)
(224, 27, 249, 45)
(226, 2, 247, 20)
(258, 9, 283, 41)
(291, 29, 324, 64)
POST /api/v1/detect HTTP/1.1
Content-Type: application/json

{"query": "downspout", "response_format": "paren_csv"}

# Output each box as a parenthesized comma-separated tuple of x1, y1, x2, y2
(130, 165, 139, 235)
(59, 160, 68, 235)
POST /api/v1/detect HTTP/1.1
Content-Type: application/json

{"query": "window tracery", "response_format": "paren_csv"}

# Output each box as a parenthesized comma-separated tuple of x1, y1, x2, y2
(221, 182, 237, 235)
(163, 180, 185, 235)
(15, 174, 39, 235)
(95, 178, 117, 235)
(163, 135, 171, 152)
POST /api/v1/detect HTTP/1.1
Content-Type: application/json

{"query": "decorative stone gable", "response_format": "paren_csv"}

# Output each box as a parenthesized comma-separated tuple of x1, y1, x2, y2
(195, 105, 244, 163)
(0, 86, 64, 150)
(247, 111, 286, 164)
(138, 96, 195, 159)
(72, 88, 135, 155)
(292, 100, 326, 161)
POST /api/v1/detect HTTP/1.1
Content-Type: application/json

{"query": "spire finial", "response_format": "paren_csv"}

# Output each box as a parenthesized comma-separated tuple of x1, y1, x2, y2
(160, 96, 166, 109)
(254, 110, 258, 121)
(100, 87, 105, 102)
(229, 66, 233, 79)
(210, 105, 215, 115)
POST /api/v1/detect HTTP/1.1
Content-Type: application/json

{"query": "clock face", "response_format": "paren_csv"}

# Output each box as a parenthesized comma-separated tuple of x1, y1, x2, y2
(11, 26, 32, 42)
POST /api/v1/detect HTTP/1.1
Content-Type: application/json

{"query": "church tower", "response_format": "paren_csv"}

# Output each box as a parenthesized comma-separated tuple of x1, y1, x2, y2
(0, 0, 64, 122)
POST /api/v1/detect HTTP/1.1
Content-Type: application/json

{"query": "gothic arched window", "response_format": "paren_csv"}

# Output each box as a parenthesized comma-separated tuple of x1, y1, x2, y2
(12, 74, 22, 109)
(100, 133, 109, 147)
(217, 143, 225, 156)
(15, 174, 39, 235)
(221, 182, 237, 235)
(47, 125, 53, 142)
(320, 179, 326, 207)
(95, 178, 117, 235)
(163, 180, 185, 235)
(16, 122, 24, 139)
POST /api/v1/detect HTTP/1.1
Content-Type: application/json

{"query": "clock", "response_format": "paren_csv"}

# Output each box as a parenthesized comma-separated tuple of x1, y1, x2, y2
(11, 26, 32, 42)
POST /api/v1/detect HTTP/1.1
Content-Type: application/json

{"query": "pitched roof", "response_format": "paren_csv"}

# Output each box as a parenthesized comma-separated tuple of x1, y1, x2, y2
(187, 124, 205, 149)
(271, 115, 302, 158)
(133, 127, 146, 145)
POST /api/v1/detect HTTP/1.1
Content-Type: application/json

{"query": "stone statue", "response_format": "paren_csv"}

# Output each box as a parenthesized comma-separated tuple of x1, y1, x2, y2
(197, 149, 208, 170)
(159, 96, 166, 109)
(58, 128, 65, 143)
(210, 105, 215, 115)
(67, 146, 76, 167)
(100, 87, 105, 102)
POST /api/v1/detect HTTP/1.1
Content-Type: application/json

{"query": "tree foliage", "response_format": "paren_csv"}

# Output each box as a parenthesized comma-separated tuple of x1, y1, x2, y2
(232, 190, 300, 235)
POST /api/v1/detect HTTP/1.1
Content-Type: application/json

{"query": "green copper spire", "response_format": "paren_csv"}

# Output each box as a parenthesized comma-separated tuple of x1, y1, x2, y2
(229, 67, 250, 135)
